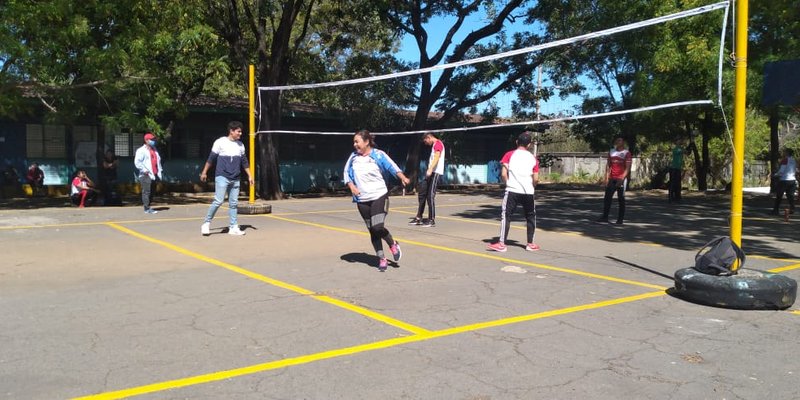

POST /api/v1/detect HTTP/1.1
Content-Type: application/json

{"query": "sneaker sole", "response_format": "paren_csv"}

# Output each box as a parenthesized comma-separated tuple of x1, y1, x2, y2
(525, 247, 540, 252)
(487, 247, 507, 252)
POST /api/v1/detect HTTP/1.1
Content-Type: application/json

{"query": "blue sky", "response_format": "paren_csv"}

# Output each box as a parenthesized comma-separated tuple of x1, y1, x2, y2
(392, 11, 584, 118)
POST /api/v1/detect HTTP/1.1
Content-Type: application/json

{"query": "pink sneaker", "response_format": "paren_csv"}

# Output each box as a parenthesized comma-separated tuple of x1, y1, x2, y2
(487, 242, 507, 252)
(526, 243, 541, 252)
(378, 258, 388, 271)
(390, 241, 402, 262)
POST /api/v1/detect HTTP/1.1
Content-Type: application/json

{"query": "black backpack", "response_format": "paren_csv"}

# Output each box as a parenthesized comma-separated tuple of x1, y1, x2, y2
(694, 236, 745, 276)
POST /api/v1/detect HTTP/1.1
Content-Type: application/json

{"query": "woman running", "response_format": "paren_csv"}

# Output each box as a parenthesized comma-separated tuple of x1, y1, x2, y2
(344, 129, 411, 271)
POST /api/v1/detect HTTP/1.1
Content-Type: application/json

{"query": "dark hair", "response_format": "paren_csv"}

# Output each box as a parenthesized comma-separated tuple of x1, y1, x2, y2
(354, 129, 376, 148)
(423, 131, 437, 139)
(228, 121, 244, 132)
(517, 131, 532, 146)
(786, 148, 794, 156)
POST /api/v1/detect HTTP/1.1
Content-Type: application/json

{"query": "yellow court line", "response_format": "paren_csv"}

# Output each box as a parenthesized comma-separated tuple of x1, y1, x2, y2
(0, 217, 204, 231)
(267, 215, 667, 290)
(750, 254, 800, 264)
(73, 289, 666, 400)
(393, 210, 797, 264)
(790, 310, 800, 316)
(768, 263, 800, 273)
(104, 223, 429, 336)
(271, 202, 493, 217)
(391, 209, 668, 247)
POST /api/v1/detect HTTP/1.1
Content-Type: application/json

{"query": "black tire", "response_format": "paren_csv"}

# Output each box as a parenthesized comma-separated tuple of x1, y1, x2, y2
(237, 202, 272, 215)
(672, 267, 797, 310)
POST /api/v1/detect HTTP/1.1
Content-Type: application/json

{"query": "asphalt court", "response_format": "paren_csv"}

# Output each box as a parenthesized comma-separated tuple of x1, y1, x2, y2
(1, 190, 798, 399)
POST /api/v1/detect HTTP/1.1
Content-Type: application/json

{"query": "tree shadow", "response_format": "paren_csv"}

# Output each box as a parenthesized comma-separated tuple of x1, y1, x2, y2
(453, 187, 799, 259)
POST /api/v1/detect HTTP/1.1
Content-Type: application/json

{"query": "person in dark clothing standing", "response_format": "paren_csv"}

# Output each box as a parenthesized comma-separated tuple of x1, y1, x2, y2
(410, 132, 445, 228)
(668, 137, 684, 203)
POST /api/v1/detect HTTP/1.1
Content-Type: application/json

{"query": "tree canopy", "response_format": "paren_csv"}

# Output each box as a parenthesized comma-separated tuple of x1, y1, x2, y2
(1, 0, 798, 193)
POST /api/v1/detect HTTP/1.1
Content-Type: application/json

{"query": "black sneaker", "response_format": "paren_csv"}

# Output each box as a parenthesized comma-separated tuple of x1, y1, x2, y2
(421, 219, 436, 227)
(595, 217, 609, 224)
(408, 217, 423, 225)
(614, 220, 624, 225)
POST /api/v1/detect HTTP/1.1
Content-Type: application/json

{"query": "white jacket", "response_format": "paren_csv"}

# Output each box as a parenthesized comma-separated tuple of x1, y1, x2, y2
(134, 144, 163, 180)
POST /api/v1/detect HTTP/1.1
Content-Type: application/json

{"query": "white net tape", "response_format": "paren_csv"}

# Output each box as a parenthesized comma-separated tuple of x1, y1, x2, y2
(257, 1, 729, 135)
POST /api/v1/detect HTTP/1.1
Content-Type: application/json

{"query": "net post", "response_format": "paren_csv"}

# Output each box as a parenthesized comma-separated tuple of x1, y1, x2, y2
(729, 0, 748, 271)
(249, 64, 256, 204)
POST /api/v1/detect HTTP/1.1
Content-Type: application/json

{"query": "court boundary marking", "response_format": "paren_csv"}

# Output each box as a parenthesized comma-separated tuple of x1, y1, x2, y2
(73, 290, 666, 399)
(20, 203, 789, 397)
(2, 203, 797, 273)
(105, 223, 430, 336)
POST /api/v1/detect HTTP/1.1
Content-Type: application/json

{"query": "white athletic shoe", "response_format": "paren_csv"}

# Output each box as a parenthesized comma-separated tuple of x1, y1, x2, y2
(228, 226, 245, 236)
(201, 222, 210, 236)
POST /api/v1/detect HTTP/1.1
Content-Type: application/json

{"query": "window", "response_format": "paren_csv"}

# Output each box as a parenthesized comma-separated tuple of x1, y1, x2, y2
(114, 132, 133, 157)
(26, 124, 67, 158)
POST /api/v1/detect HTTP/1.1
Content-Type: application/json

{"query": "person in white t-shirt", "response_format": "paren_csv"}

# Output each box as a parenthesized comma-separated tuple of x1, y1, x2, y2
(344, 130, 411, 271)
(487, 131, 540, 252)
(410, 132, 445, 227)
(772, 147, 797, 215)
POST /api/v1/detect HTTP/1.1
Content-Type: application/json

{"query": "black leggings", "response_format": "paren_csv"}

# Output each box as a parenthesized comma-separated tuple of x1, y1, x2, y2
(602, 178, 627, 222)
(668, 168, 682, 202)
(499, 191, 536, 244)
(416, 173, 441, 220)
(357, 194, 395, 259)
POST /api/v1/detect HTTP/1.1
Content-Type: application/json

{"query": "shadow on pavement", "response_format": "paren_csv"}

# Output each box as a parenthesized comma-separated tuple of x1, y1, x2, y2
(453, 186, 798, 259)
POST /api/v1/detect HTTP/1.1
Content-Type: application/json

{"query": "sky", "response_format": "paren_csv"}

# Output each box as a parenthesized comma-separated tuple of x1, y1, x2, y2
(392, 10, 585, 119)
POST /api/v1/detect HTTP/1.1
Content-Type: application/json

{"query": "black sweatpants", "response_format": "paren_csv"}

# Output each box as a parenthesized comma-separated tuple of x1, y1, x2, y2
(356, 194, 395, 259)
(773, 180, 797, 212)
(499, 191, 536, 244)
(602, 178, 627, 222)
(416, 173, 441, 220)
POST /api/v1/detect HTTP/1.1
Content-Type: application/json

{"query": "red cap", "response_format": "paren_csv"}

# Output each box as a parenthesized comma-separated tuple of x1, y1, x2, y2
(144, 133, 156, 141)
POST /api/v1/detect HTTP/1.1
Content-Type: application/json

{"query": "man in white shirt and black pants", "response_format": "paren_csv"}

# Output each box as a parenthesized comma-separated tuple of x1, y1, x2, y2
(487, 131, 541, 252)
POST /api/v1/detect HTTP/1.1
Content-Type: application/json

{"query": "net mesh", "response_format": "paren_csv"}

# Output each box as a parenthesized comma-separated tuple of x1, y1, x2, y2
(256, 1, 730, 136)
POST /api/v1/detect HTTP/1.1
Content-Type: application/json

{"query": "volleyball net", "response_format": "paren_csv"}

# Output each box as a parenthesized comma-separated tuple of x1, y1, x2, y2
(256, 1, 731, 136)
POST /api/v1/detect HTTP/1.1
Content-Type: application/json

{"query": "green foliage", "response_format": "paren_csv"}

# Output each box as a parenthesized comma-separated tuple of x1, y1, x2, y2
(0, 0, 229, 136)
(544, 172, 561, 183)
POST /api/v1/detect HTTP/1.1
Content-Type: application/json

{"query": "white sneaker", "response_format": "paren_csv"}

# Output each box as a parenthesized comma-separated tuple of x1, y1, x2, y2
(201, 222, 210, 236)
(228, 226, 245, 236)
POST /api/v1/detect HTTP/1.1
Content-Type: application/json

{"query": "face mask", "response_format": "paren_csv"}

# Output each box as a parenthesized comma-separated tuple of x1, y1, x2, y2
(147, 140, 156, 147)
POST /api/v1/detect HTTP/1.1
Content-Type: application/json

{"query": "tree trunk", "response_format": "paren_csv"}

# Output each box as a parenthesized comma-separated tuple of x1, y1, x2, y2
(257, 90, 283, 200)
(404, 96, 435, 187)
(693, 112, 714, 191)
(769, 108, 780, 194)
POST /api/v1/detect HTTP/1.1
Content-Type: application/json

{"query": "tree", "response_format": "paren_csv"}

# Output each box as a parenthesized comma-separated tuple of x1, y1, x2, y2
(532, 0, 732, 190)
(205, 0, 398, 200)
(384, 0, 549, 182)
(0, 0, 229, 154)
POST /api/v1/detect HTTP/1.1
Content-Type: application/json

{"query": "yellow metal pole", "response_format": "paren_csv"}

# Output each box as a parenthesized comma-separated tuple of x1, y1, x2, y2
(730, 0, 749, 271)
(248, 64, 256, 204)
